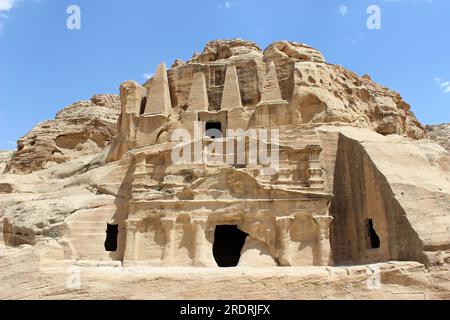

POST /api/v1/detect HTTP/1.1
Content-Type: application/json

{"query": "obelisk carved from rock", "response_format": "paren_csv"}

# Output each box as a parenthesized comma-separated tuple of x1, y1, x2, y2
(221, 65, 243, 110)
(144, 63, 173, 115)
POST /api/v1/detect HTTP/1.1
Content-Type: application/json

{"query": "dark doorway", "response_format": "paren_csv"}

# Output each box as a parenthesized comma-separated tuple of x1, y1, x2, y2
(205, 122, 223, 139)
(140, 96, 147, 115)
(366, 219, 380, 249)
(213, 225, 248, 267)
(105, 224, 119, 252)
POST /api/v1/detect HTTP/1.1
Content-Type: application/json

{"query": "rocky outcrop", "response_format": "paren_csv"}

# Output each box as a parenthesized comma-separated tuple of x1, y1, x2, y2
(188, 39, 263, 64)
(112, 39, 426, 164)
(183, 39, 425, 138)
(0, 151, 14, 174)
(0, 39, 449, 299)
(264, 41, 326, 63)
(0, 153, 120, 246)
(317, 127, 450, 266)
(5, 95, 120, 174)
(427, 123, 450, 152)
(286, 52, 425, 139)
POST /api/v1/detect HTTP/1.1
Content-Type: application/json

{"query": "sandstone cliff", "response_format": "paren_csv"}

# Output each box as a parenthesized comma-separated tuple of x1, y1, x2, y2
(151, 39, 424, 132)
(427, 123, 450, 152)
(4, 94, 120, 174)
(0, 151, 13, 175)
(0, 39, 449, 300)
(317, 127, 450, 266)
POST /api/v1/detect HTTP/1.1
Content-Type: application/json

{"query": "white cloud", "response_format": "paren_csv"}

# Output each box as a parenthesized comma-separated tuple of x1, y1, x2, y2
(218, 1, 236, 9)
(143, 73, 153, 80)
(338, 4, 348, 16)
(435, 77, 450, 94)
(0, 0, 20, 31)
(0, 0, 18, 11)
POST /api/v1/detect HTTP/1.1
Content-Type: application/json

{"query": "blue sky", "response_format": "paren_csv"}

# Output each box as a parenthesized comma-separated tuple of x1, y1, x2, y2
(0, 0, 449, 150)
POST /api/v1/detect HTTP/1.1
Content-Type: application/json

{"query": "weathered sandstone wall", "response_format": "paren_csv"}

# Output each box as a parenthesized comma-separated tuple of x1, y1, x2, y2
(318, 127, 450, 266)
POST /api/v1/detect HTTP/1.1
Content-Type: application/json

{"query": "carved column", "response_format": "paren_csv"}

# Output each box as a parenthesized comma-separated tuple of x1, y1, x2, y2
(123, 220, 139, 265)
(307, 145, 324, 190)
(276, 216, 295, 266)
(192, 217, 208, 267)
(161, 217, 177, 266)
(313, 216, 334, 266)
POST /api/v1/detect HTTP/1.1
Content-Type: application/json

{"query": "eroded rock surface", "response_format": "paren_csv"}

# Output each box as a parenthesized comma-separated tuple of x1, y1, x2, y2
(427, 123, 450, 152)
(5, 94, 120, 174)
(0, 151, 14, 175)
(0, 39, 449, 300)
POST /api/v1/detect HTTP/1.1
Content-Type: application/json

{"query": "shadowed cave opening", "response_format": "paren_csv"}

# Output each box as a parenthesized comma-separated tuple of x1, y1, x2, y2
(366, 219, 381, 249)
(140, 97, 147, 115)
(104, 224, 118, 252)
(213, 225, 248, 267)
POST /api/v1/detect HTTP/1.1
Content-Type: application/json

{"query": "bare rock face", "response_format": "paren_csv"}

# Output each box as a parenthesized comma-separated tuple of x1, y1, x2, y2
(264, 41, 326, 63)
(0, 151, 14, 194)
(0, 151, 14, 174)
(426, 123, 450, 152)
(188, 39, 263, 64)
(5, 95, 120, 174)
(0, 39, 449, 299)
(184, 39, 424, 138)
(286, 52, 424, 139)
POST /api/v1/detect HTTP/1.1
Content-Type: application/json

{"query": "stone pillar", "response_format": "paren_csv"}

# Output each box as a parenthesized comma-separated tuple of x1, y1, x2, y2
(106, 81, 146, 163)
(123, 220, 139, 265)
(306, 145, 324, 190)
(192, 217, 208, 267)
(189, 72, 209, 111)
(258, 61, 286, 106)
(313, 216, 334, 266)
(161, 217, 177, 266)
(276, 216, 295, 266)
(144, 63, 172, 115)
(221, 65, 243, 110)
